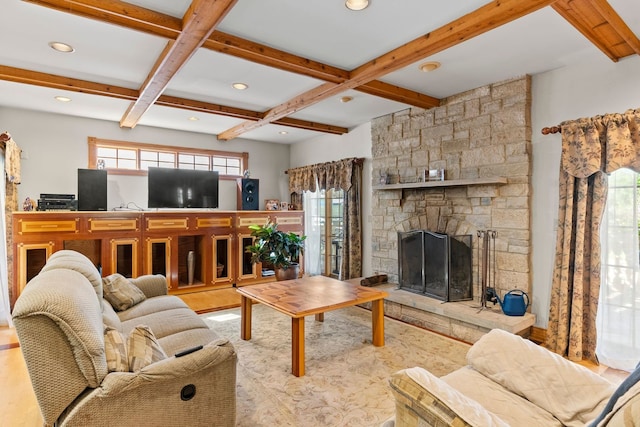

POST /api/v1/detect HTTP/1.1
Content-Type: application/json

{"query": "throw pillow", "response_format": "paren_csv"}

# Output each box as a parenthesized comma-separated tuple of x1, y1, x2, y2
(102, 273, 146, 311)
(127, 325, 167, 372)
(104, 326, 129, 372)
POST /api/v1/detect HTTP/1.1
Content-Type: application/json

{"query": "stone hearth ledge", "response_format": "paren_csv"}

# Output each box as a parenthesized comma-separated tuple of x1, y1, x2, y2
(357, 283, 535, 344)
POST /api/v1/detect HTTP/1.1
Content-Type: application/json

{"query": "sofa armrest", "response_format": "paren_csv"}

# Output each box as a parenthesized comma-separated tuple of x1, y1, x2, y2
(389, 367, 509, 427)
(58, 339, 237, 427)
(99, 339, 234, 393)
(129, 274, 168, 298)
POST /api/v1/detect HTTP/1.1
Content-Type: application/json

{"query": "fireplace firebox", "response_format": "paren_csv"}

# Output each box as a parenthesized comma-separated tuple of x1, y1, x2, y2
(398, 230, 472, 302)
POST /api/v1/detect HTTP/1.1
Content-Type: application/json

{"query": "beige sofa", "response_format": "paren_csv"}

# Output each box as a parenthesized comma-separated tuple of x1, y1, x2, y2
(12, 250, 237, 427)
(387, 329, 640, 427)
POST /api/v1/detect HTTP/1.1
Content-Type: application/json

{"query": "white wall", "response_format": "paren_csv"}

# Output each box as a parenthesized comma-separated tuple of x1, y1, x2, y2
(290, 123, 373, 277)
(531, 53, 640, 328)
(0, 108, 290, 211)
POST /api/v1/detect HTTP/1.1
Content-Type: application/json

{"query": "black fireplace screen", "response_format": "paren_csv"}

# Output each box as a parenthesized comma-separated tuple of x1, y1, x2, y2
(398, 230, 472, 302)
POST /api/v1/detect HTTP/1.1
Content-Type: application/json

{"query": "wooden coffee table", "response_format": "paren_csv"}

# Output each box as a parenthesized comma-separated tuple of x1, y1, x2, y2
(236, 275, 389, 376)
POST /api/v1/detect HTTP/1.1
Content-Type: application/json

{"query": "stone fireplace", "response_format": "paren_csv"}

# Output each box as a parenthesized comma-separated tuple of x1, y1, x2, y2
(371, 76, 532, 329)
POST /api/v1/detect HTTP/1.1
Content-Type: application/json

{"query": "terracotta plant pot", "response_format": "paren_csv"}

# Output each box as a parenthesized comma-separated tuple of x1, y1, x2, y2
(275, 263, 300, 281)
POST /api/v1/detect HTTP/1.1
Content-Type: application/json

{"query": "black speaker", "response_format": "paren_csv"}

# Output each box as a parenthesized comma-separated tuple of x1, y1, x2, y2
(238, 178, 259, 210)
(78, 169, 107, 211)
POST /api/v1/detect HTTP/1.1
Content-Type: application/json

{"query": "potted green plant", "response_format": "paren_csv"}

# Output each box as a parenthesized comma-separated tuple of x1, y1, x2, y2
(246, 221, 306, 281)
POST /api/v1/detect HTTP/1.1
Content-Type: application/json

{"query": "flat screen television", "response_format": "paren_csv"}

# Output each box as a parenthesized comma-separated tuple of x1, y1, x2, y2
(147, 167, 219, 209)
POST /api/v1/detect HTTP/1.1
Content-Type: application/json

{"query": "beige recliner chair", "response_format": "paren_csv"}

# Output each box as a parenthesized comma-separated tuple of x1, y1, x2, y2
(12, 250, 237, 427)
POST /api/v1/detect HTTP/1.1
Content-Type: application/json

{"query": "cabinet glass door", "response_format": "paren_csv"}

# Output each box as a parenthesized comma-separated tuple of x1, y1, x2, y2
(17, 242, 54, 295)
(237, 233, 257, 283)
(110, 238, 139, 278)
(178, 235, 205, 288)
(212, 234, 233, 285)
(145, 237, 171, 286)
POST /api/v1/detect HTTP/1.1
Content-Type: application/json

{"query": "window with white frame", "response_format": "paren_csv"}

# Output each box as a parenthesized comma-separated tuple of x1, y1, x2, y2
(88, 137, 247, 179)
(303, 188, 344, 278)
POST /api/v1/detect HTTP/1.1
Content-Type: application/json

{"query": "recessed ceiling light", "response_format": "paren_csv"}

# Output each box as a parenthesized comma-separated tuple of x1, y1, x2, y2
(188, 116, 199, 121)
(232, 82, 248, 90)
(279, 131, 288, 135)
(345, 0, 369, 10)
(419, 61, 441, 73)
(54, 96, 72, 102)
(340, 96, 354, 103)
(48, 41, 75, 53)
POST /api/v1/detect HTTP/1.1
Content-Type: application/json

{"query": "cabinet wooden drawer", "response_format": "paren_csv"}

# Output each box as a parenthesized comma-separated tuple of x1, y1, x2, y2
(273, 216, 303, 226)
(18, 219, 78, 234)
(89, 218, 138, 232)
(237, 216, 269, 227)
(146, 218, 189, 231)
(196, 216, 233, 229)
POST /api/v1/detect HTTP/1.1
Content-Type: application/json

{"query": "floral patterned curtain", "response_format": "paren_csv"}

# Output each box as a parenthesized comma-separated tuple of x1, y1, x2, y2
(288, 164, 317, 194)
(546, 108, 640, 363)
(288, 158, 363, 279)
(339, 160, 362, 279)
(288, 158, 357, 194)
(1, 131, 20, 324)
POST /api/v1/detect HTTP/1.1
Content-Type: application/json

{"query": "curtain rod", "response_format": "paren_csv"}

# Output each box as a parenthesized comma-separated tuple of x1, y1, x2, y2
(541, 126, 561, 135)
(284, 157, 365, 174)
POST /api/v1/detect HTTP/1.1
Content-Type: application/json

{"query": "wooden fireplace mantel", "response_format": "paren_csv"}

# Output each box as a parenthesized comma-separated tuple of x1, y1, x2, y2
(373, 176, 507, 191)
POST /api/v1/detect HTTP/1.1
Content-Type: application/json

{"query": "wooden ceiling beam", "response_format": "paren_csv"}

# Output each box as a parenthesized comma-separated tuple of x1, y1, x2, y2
(357, 81, 440, 109)
(155, 94, 262, 120)
(155, 94, 347, 134)
(217, 0, 556, 140)
(21, 0, 182, 39)
(273, 117, 347, 135)
(0, 65, 347, 134)
(119, 0, 237, 128)
(203, 32, 349, 84)
(0, 65, 139, 100)
(552, 0, 640, 61)
(21, 0, 439, 114)
(588, 0, 640, 56)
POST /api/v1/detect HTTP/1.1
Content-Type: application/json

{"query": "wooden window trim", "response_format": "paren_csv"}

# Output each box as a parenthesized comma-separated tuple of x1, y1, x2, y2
(88, 136, 248, 180)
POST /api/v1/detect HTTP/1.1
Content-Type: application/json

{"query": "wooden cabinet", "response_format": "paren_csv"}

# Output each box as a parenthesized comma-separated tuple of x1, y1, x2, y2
(11, 210, 303, 305)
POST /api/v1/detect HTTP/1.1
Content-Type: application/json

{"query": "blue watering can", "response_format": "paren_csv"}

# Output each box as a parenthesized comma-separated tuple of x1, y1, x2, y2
(487, 288, 529, 316)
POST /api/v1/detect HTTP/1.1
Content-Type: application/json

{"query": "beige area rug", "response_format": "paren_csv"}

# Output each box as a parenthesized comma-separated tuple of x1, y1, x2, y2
(201, 304, 470, 427)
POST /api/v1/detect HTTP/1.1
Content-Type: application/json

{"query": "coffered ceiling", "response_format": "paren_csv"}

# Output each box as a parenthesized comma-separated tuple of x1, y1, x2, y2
(1, 0, 639, 144)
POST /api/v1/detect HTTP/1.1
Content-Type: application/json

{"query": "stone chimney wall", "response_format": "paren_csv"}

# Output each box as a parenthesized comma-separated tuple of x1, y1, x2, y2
(371, 76, 532, 302)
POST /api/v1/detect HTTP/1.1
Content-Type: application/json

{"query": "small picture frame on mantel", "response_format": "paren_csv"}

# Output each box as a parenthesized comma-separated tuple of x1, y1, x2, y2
(265, 199, 280, 210)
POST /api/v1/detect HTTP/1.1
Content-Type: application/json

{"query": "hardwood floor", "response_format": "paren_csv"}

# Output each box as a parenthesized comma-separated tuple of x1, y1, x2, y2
(0, 287, 629, 425)
(177, 286, 241, 314)
(0, 327, 42, 426)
